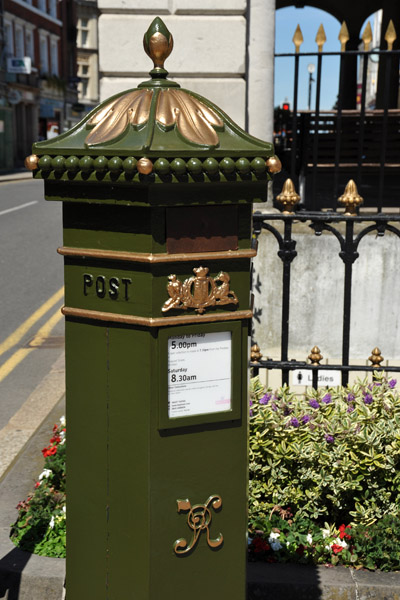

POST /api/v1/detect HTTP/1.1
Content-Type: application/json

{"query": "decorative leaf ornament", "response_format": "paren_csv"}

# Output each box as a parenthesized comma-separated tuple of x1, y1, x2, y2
(85, 89, 223, 147)
(157, 89, 223, 146)
(85, 90, 152, 146)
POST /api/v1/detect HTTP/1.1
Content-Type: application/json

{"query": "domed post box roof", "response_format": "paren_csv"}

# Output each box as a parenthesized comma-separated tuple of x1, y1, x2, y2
(26, 17, 280, 186)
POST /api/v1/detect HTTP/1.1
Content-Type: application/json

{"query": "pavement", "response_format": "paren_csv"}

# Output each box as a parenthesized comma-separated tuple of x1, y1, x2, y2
(0, 169, 31, 184)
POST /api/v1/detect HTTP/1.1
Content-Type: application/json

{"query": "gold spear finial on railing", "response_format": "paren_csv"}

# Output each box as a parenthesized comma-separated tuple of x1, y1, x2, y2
(293, 24, 304, 53)
(338, 21, 350, 52)
(251, 344, 263, 362)
(385, 19, 397, 51)
(276, 178, 300, 213)
(369, 347, 384, 368)
(316, 24, 327, 52)
(361, 21, 373, 52)
(308, 346, 323, 365)
(338, 179, 364, 215)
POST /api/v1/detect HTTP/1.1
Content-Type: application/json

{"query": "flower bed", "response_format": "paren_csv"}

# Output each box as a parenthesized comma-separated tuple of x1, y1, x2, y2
(249, 373, 400, 570)
(10, 372, 400, 570)
(10, 418, 66, 558)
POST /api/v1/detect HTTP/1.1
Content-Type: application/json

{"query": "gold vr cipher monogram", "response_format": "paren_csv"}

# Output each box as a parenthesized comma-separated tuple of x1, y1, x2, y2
(83, 273, 132, 300)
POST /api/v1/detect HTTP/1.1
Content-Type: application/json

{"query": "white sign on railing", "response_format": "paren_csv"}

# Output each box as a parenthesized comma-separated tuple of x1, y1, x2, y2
(291, 369, 341, 387)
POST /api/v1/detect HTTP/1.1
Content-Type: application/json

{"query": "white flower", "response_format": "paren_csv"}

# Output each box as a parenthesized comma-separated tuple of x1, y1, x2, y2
(49, 516, 55, 529)
(38, 469, 52, 481)
(60, 430, 66, 440)
(62, 505, 66, 514)
(331, 537, 348, 549)
(59, 416, 66, 426)
(60, 438, 66, 445)
(268, 532, 282, 551)
(306, 533, 313, 545)
(321, 528, 330, 539)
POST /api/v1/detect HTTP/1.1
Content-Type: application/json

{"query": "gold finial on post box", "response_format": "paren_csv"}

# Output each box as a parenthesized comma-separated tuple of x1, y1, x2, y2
(308, 346, 323, 365)
(143, 17, 174, 72)
(276, 178, 300, 213)
(338, 179, 363, 215)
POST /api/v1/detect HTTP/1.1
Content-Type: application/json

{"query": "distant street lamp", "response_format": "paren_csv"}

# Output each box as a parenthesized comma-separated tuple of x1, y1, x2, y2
(307, 63, 315, 111)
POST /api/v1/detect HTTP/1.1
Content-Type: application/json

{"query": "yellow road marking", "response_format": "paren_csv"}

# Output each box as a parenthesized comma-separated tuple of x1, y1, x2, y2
(0, 286, 64, 358)
(0, 306, 64, 384)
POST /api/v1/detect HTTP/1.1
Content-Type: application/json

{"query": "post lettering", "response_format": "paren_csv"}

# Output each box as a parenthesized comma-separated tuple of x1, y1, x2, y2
(109, 277, 120, 300)
(121, 278, 132, 300)
(83, 273, 93, 296)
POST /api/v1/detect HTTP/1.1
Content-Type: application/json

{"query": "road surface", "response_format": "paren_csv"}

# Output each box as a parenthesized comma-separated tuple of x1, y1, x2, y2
(0, 178, 64, 430)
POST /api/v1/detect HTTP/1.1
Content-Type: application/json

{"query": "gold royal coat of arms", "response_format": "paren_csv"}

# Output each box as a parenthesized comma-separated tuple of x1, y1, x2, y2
(162, 267, 239, 314)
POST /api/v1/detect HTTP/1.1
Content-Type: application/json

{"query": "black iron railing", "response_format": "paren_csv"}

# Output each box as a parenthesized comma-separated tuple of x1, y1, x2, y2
(251, 210, 400, 388)
(275, 43, 400, 211)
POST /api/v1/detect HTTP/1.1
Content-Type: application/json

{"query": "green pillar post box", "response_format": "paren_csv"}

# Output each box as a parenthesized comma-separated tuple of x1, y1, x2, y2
(25, 18, 280, 600)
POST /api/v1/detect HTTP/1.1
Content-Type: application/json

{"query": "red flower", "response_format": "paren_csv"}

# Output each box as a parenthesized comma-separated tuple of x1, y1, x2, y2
(252, 537, 271, 553)
(42, 445, 57, 457)
(35, 482, 40, 488)
(339, 524, 352, 540)
(331, 544, 344, 554)
(50, 436, 61, 444)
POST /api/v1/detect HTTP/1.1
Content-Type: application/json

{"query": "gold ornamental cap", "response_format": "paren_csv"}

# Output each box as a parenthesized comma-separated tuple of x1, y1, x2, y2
(28, 17, 276, 187)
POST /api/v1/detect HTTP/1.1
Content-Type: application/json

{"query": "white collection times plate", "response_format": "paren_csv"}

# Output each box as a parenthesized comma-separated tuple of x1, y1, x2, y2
(168, 331, 232, 419)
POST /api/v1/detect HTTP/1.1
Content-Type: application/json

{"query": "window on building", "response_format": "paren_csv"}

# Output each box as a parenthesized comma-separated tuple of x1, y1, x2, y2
(38, 0, 46, 12)
(25, 29, 34, 61)
(78, 18, 89, 48)
(78, 61, 90, 99)
(80, 79, 88, 98)
(50, 39, 58, 75)
(4, 22, 13, 56)
(14, 25, 24, 58)
(40, 35, 48, 74)
(49, 0, 57, 17)
(25, 0, 33, 5)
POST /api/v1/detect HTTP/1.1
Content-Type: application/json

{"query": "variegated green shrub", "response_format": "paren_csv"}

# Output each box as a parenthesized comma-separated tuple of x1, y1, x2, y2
(249, 373, 400, 527)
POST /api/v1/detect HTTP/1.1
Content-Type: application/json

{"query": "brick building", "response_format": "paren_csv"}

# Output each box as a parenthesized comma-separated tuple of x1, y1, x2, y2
(0, 0, 78, 168)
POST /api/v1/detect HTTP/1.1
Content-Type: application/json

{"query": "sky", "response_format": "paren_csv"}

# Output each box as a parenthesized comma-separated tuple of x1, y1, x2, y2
(274, 6, 376, 111)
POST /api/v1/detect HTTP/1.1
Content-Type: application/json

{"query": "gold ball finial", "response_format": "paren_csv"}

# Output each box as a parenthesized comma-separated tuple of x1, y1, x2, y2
(276, 178, 300, 213)
(308, 346, 323, 365)
(24, 154, 39, 171)
(266, 155, 282, 175)
(251, 344, 263, 362)
(143, 17, 173, 72)
(369, 347, 384, 367)
(137, 157, 153, 175)
(338, 179, 363, 215)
